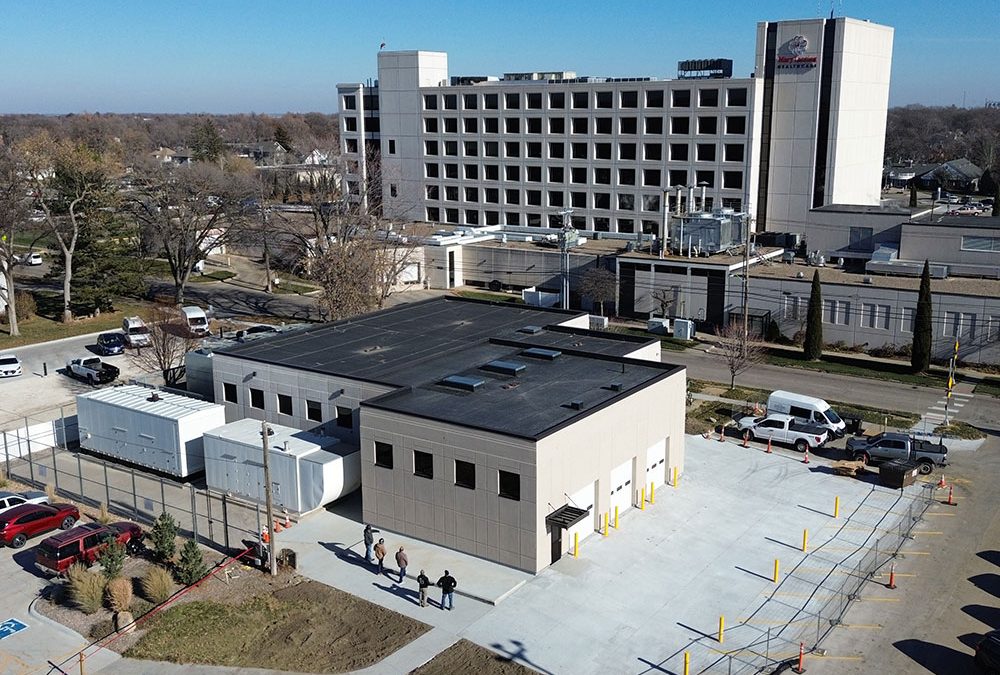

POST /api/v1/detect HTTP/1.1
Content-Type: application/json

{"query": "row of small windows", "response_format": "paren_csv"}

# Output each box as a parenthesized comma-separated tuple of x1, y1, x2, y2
(423, 141, 745, 162)
(373, 441, 521, 500)
(795, 301, 1000, 342)
(421, 88, 747, 112)
(425, 163, 741, 189)
(424, 203, 742, 230)
(222, 383, 353, 428)
(421, 115, 746, 136)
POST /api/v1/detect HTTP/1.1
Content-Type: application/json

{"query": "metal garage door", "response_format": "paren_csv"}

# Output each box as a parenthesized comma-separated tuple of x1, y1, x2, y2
(645, 439, 666, 489)
(564, 481, 596, 554)
(610, 458, 633, 515)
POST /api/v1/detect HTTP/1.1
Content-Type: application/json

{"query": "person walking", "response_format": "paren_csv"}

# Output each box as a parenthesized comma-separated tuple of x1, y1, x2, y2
(363, 524, 378, 563)
(436, 570, 457, 610)
(395, 546, 408, 583)
(374, 538, 387, 574)
(416, 570, 431, 607)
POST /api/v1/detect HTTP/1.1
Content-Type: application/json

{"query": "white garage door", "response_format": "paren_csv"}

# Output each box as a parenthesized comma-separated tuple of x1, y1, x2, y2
(564, 481, 596, 554)
(645, 439, 666, 489)
(609, 458, 633, 515)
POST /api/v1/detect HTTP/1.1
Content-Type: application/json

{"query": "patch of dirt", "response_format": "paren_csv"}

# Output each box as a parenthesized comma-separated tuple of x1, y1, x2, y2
(125, 578, 431, 672)
(410, 639, 534, 675)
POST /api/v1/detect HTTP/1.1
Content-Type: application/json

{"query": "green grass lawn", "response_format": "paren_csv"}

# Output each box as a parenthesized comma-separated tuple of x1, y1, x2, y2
(764, 351, 949, 388)
(0, 291, 150, 349)
(974, 378, 1000, 398)
(932, 421, 987, 440)
(272, 280, 320, 295)
(189, 270, 236, 283)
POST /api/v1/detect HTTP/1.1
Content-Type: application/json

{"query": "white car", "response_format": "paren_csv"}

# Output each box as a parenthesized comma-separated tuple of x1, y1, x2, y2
(15, 252, 43, 266)
(0, 354, 22, 378)
(0, 491, 48, 515)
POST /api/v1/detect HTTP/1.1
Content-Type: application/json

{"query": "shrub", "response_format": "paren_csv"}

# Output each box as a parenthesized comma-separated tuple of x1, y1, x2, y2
(95, 502, 113, 525)
(67, 564, 106, 615)
(15, 291, 37, 320)
(140, 565, 175, 604)
(89, 618, 116, 640)
(150, 512, 178, 564)
(44, 483, 57, 502)
(867, 343, 898, 358)
(105, 576, 133, 612)
(174, 539, 207, 586)
(98, 539, 127, 580)
(791, 330, 806, 347)
(131, 597, 154, 618)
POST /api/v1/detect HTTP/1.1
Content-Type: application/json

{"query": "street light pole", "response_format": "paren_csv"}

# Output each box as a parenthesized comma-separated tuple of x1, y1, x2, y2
(557, 208, 575, 309)
(741, 214, 753, 359)
(260, 420, 277, 576)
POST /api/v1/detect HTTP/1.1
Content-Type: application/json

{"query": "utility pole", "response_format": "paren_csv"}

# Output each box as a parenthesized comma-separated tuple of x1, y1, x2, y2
(557, 208, 575, 309)
(260, 420, 277, 576)
(741, 214, 753, 359)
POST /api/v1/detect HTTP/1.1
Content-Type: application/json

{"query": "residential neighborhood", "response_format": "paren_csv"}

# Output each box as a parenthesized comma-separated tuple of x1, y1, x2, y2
(1, 3, 999, 675)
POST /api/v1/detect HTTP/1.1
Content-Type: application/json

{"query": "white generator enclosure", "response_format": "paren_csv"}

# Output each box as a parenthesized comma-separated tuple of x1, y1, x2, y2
(203, 419, 361, 513)
(76, 385, 226, 478)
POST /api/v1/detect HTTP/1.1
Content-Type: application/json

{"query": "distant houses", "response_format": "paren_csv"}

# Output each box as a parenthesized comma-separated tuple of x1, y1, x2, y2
(884, 158, 984, 193)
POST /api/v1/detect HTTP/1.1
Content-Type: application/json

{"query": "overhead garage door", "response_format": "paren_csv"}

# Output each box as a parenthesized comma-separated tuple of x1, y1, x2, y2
(645, 439, 666, 489)
(610, 458, 634, 515)
(564, 481, 596, 554)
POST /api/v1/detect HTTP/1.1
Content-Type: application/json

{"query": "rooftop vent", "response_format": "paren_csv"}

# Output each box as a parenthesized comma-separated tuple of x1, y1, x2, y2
(605, 382, 625, 392)
(518, 325, 544, 335)
(563, 399, 585, 410)
(440, 375, 486, 392)
(521, 347, 562, 360)
(147, 393, 162, 402)
(481, 360, 527, 376)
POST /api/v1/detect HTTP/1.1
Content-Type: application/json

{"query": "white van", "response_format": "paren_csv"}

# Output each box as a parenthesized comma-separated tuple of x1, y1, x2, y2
(181, 306, 210, 337)
(766, 390, 846, 438)
(122, 316, 151, 348)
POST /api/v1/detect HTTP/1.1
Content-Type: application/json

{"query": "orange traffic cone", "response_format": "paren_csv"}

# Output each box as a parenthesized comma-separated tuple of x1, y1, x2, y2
(766, 438, 773, 454)
(717, 426, 726, 443)
(284, 513, 292, 529)
(742, 431, 749, 448)
(937, 474, 947, 489)
(802, 447, 810, 464)
(274, 519, 284, 533)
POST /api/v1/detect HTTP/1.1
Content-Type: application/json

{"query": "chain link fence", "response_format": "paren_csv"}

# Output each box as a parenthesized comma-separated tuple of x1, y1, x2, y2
(2, 406, 265, 555)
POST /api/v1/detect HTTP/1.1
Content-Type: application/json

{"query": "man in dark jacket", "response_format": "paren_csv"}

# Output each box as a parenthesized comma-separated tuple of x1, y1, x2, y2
(416, 570, 431, 607)
(363, 524, 378, 563)
(436, 570, 457, 610)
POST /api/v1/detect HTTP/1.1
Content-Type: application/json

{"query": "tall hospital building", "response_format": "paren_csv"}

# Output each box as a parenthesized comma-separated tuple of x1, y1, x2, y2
(336, 16, 893, 236)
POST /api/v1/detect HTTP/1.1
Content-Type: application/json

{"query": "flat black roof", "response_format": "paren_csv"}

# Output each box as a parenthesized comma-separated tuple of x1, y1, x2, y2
(904, 215, 1000, 230)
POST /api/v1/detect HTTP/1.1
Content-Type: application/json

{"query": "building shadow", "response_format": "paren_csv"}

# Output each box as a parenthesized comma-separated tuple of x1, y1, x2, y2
(489, 639, 555, 675)
(970, 573, 1000, 599)
(977, 550, 1000, 567)
(894, 639, 974, 675)
(963, 604, 1000, 630)
(324, 489, 363, 522)
(372, 581, 421, 605)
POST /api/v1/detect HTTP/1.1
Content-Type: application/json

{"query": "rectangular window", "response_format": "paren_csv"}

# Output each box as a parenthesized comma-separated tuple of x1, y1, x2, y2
(699, 89, 719, 107)
(571, 167, 588, 184)
(485, 187, 499, 203)
(596, 91, 613, 108)
(901, 307, 916, 334)
(698, 117, 718, 134)
(306, 399, 322, 422)
(426, 207, 440, 221)
(444, 94, 457, 110)
(464, 164, 478, 180)
(593, 217, 610, 231)
(672, 90, 691, 107)
(424, 118, 438, 133)
(426, 185, 439, 200)
(425, 163, 439, 178)
(595, 118, 613, 134)
(464, 117, 478, 133)
(445, 186, 459, 201)
(526, 92, 542, 109)
(619, 143, 637, 160)
(548, 166, 564, 183)
(505, 165, 520, 181)
(345, 139, 358, 153)
(223, 382, 237, 404)
(595, 142, 612, 160)
(505, 92, 520, 109)
(620, 117, 637, 134)
(645, 117, 664, 134)
(484, 93, 498, 109)
(464, 187, 479, 202)
(696, 144, 716, 161)
(621, 90, 638, 108)
(727, 88, 748, 106)
(455, 460, 475, 489)
(425, 140, 438, 156)
(695, 170, 715, 188)
(823, 300, 851, 325)
(723, 171, 743, 189)
(343, 95, 356, 110)
(783, 296, 806, 321)
(498, 470, 520, 501)
(646, 90, 664, 107)
(618, 168, 636, 186)
(464, 141, 477, 157)
(549, 117, 565, 134)
(961, 236, 1000, 252)
(414, 450, 433, 479)
(643, 169, 661, 187)
(445, 163, 458, 178)
(670, 143, 689, 161)
(618, 193, 635, 210)
(571, 142, 587, 159)
(618, 218, 634, 233)
(374, 441, 393, 469)
(571, 117, 588, 134)
(549, 92, 565, 109)
(344, 117, 357, 132)
(444, 140, 458, 156)
(642, 194, 661, 212)
(505, 117, 520, 133)
(572, 91, 589, 109)
(526, 190, 542, 206)
(484, 141, 499, 157)
(861, 303, 891, 330)
(277, 393, 292, 416)
(848, 227, 874, 252)
(390, 183, 398, 197)
(423, 94, 437, 110)
(944, 311, 960, 337)
(527, 142, 542, 158)
(571, 191, 587, 208)
(726, 116, 747, 134)
(527, 118, 542, 134)
(463, 93, 477, 110)
(724, 143, 745, 162)
(644, 143, 662, 161)
(594, 168, 611, 185)
(505, 188, 520, 205)
(505, 141, 520, 158)
(594, 192, 611, 209)
(484, 164, 499, 180)
(549, 142, 565, 158)
(484, 117, 499, 133)
(671, 117, 690, 134)
(249, 388, 264, 409)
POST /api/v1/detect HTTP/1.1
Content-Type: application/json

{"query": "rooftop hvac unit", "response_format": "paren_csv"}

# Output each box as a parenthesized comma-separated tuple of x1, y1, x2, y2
(589, 315, 609, 330)
(673, 318, 695, 341)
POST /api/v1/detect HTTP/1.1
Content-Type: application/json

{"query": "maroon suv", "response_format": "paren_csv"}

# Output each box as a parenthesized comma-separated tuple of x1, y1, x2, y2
(34, 521, 144, 576)
(0, 503, 80, 549)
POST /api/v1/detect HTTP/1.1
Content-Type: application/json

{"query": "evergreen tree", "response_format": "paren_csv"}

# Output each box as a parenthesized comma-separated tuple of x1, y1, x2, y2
(912, 260, 933, 372)
(150, 511, 178, 564)
(175, 539, 207, 585)
(189, 119, 225, 164)
(97, 538, 127, 580)
(803, 270, 823, 360)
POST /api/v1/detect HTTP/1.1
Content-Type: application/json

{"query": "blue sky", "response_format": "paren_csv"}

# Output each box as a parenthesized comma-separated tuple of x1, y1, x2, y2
(4, 0, 998, 114)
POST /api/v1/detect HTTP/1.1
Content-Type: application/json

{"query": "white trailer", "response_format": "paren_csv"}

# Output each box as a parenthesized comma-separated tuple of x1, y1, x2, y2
(76, 385, 226, 478)
(203, 419, 360, 514)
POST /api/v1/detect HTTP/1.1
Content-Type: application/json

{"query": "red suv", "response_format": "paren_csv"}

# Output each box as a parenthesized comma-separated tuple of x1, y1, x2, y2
(34, 521, 144, 576)
(0, 503, 80, 549)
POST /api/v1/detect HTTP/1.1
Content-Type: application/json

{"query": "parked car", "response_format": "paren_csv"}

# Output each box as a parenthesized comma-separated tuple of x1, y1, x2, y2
(122, 316, 152, 348)
(95, 332, 127, 356)
(0, 490, 48, 515)
(0, 503, 79, 548)
(975, 630, 1000, 673)
(34, 521, 144, 575)
(0, 353, 22, 378)
(15, 252, 43, 266)
(65, 356, 120, 385)
(845, 432, 948, 474)
(736, 413, 829, 452)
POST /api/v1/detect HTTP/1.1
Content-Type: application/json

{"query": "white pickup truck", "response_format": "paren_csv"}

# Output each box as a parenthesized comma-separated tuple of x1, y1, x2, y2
(65, 357, 120, 385)
(736, 413, 829, 452)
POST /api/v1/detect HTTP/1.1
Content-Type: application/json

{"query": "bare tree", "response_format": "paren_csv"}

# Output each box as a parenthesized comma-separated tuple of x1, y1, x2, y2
(577, 267, 617, 316)
(19, 133, 120, 322)
(0, 146, 32, 336)
(650, 288, 676, 318)
(129, 161, 255, 304)
(714, 322, 766, 390)
(128, 306, 198, 386)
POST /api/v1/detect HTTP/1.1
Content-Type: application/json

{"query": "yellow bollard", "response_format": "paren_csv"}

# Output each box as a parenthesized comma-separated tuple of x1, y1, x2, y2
(79, 652, 85, 675)
(683, 651, 690, 675)
(650, 482, 655, 504)
(673, 466, 679, 487)
(718, 615, 725, 644)
(802, 528, 809, 553)
(614, 506, 619, 529)
(834, 496, 840, 519)
(640, 487, 646, 510)
(573, 532, 579, 558)
(773, 558, 780, 584)
(603, 513, 608, 536)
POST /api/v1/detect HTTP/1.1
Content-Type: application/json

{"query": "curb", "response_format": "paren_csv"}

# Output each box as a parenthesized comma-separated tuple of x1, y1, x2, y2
(19, 330, 109, 352)
(28, 593, 88, 641)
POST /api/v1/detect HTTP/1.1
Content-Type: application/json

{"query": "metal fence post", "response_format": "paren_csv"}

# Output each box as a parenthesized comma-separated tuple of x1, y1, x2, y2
(256, 502, 262, 541)
(51, 446, 60, 493)
(103, 463, 110, 507)
(77, 454, 84, 496)
(222, 494, 230, 550)
(160, 478, 166, 515)
(130, 467, 138, 516)
(59, 406, 67, 450)
(3, 432, 9, 479)
(206, 491, 214, 543)
(190, 485, 199, 543)
(25, 417, 35, 485)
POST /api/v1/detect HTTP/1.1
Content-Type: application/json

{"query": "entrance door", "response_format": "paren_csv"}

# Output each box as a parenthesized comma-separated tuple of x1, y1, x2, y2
(610, 458, 633, 514)
(550, 527, 562, 564)
(447, 251, 456, 288)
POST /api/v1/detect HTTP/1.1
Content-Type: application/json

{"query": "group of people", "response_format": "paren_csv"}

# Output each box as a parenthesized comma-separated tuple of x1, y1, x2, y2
(364, 524, 458, 609)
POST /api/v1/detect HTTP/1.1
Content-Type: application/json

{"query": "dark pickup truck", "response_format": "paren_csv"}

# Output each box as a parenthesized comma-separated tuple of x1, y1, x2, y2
(845, 432, 948, 474)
